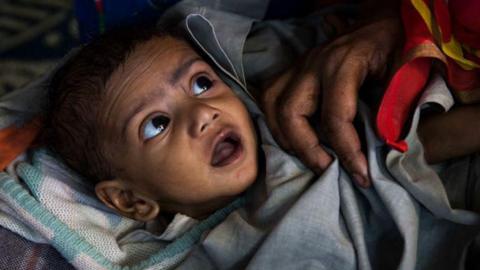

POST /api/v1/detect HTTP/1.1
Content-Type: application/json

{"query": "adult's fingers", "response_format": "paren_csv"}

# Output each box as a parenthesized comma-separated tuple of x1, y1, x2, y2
(278, 72, 333, 173)
(260, 68, 295, 151)
(321, 54, 370, 187)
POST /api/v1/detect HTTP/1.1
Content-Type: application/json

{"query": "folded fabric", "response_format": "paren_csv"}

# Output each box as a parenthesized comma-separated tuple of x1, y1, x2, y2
(0, 225, 74, 269)
(377, 0, 480, 152)
(0, 149, 244, 269)
(0, 117, 42, 171)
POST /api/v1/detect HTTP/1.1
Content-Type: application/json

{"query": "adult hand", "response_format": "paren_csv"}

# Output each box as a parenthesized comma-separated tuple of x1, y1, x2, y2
(259, 17, 401, 187)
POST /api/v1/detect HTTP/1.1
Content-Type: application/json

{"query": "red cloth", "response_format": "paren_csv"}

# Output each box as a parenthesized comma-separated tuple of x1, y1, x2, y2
(376, 0, 480, 152)
(0, 118, 42, 171)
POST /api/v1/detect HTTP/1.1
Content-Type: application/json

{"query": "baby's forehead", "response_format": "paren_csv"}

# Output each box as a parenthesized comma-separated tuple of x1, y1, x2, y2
(106, 36, 200, 95)
(124, 36, 198, 73)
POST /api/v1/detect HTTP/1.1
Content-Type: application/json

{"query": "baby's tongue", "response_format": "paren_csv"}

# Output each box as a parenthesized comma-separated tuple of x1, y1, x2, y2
(212, 140, 235, 165)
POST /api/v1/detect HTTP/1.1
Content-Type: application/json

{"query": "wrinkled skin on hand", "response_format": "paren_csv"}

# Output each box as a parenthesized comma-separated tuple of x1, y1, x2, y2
(259, 17, 401, 187)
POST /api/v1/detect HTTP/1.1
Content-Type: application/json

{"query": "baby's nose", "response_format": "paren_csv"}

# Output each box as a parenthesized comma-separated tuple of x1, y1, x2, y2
(189, 103, 220, 137)
(200, 112, 219, 132)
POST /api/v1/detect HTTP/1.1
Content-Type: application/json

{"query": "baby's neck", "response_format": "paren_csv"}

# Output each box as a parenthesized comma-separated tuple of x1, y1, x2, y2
(160, 195, 238, 220)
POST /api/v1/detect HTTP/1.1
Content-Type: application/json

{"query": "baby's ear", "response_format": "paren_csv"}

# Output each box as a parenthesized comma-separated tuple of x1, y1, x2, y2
(95, 179, 160, 222)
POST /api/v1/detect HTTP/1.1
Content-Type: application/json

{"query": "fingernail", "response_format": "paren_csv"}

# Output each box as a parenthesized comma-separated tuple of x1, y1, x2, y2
(353, 173, 370, 188)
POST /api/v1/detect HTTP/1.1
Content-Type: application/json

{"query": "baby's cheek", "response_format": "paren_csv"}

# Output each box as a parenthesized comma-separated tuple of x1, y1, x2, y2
(238, 155, 258, 188)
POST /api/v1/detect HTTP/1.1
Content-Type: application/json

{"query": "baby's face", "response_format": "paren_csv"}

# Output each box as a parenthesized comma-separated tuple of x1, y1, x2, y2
(100, 36, 258, 217)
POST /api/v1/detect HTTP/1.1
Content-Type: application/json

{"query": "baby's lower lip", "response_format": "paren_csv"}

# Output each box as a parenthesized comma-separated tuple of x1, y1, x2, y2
(211, 136, 244, 167)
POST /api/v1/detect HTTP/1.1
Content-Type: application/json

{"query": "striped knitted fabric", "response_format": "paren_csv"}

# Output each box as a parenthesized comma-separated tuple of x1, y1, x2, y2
(0, 149, 244, 270)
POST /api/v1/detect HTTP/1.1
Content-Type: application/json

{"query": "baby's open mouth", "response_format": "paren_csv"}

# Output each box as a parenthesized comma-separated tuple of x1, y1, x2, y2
(211, 131, 243, 167)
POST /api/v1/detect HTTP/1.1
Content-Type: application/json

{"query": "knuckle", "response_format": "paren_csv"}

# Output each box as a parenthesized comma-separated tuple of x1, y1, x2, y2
(325, 49, 345, 64)
(321, 115, 343, 137)
(278, 105, 293, 120)
(343, 53, 368, 69)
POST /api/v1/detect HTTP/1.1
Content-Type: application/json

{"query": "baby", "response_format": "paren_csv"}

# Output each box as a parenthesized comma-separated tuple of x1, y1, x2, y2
(45, 26, 259, 222)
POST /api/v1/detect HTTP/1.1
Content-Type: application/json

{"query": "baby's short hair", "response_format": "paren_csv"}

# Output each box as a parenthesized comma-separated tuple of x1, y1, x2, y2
(44, 25, 179, 183)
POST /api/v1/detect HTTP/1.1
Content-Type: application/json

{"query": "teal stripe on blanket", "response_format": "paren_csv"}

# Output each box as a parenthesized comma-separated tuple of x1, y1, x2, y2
(28, 149, 125, 228)
(16, 162, 44, 199)
(131, 196, 246, 270)
(0, 174, 118, 269)
(0, 163, 245, 269)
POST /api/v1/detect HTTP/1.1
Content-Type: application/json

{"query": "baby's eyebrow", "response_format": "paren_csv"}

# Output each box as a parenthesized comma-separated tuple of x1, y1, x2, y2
(169, 56, 202, 86)
(121, 56, 203, 140)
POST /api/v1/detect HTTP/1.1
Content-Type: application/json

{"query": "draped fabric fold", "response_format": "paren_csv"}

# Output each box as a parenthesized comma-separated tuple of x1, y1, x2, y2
(377, 0, 480, 152)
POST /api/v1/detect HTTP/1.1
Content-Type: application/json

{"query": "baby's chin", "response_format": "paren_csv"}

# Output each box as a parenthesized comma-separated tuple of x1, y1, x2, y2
(226, 160, 258, 196)
(159, 165, 258, 220)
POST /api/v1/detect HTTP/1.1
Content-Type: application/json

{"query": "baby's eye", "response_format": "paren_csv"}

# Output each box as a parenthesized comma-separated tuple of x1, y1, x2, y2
(142, 115, 170, 140)
(192, 76, 213, 95)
